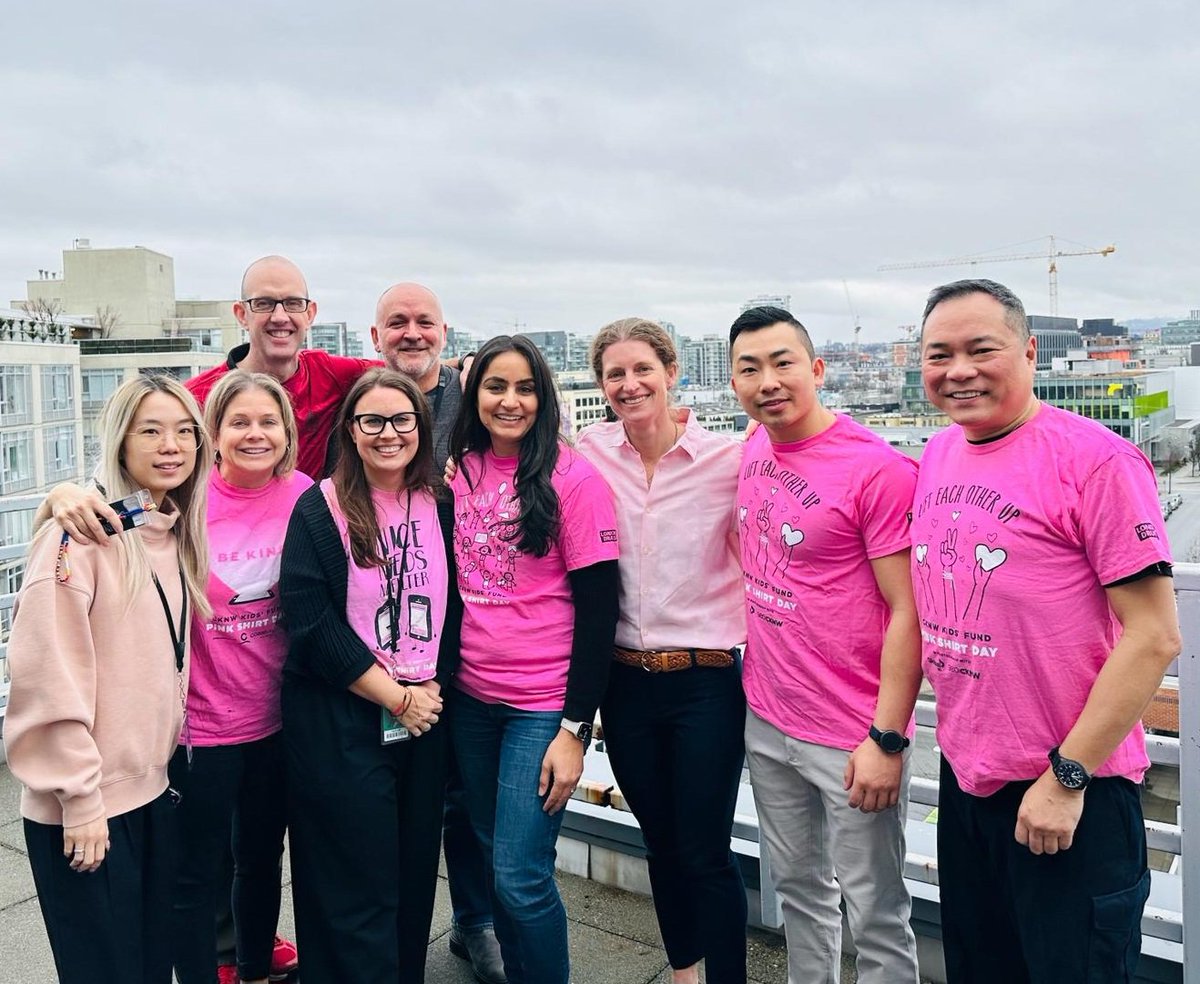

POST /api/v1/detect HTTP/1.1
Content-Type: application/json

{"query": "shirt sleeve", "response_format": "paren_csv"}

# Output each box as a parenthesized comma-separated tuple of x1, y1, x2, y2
(858, 450, 918, 559)
(3, 535, 106, 827)
(1079, 450, 1172, 582)
(554, 454, 621, 572)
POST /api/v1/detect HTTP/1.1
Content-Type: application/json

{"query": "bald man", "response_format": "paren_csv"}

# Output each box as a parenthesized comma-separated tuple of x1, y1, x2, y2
(187, 255, 377, 479)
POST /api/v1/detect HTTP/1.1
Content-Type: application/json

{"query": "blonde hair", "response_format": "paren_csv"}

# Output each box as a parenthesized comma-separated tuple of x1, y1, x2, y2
(204, 370, 299, 479)
(93, 375, 211, 618)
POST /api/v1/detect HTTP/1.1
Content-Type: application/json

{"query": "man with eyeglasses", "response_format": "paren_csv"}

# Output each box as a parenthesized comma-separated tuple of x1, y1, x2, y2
(187, 255, 378, 480)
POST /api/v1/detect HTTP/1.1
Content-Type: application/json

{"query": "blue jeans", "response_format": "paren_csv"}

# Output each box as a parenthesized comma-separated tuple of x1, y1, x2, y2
(450, 690, 571, 984)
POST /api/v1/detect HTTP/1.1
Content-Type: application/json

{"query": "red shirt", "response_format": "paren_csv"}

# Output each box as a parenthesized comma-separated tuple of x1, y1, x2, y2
(187, 344, 380, 479)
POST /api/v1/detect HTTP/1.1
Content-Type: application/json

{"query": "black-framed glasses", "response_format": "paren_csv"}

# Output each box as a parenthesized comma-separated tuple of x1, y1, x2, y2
(243, 296, 311, 314)
(352, 412, 420, 435)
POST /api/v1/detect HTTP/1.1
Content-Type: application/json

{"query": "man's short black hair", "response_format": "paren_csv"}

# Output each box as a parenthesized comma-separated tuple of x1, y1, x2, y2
(728, 306, 816, 359)
(921, 279, 1029, 341)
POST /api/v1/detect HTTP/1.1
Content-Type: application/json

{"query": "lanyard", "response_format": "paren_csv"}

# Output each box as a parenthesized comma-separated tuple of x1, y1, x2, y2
(427, 371, 446, 419)
(151, 567, 188, 674)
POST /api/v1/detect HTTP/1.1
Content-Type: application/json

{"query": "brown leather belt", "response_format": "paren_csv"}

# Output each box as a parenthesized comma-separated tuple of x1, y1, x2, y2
(613, 646, 736, 673)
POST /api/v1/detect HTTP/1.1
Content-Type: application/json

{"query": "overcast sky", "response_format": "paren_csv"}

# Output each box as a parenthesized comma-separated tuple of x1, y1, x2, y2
(2, 1, 1195, 345)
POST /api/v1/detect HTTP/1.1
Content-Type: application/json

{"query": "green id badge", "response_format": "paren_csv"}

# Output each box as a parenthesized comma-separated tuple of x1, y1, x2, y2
(381, 706, 412, 745)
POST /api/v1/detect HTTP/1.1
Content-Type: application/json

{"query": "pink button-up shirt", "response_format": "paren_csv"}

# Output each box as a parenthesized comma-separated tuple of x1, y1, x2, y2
(575, 409, 746, 651)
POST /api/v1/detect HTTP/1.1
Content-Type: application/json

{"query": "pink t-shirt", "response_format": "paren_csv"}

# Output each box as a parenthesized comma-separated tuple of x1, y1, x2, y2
(320, 479, 448, 683)
(189, 469, 313, 745)
(737, 416, 917, 750)
(911, 404, 1172, 795)
(450, 444, 620, 710)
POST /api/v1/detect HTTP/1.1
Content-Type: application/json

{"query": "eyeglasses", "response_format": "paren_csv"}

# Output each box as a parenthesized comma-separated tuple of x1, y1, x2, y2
(126, 425, 202, 450)
(243, 296, 311, 314)
(352, 413, 420, 435)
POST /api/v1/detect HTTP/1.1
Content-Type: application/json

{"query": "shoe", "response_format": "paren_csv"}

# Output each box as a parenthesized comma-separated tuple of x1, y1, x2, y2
(216, 965, 239, 984)
(449, 923, 507, 984)
(268, 934, 299, 980)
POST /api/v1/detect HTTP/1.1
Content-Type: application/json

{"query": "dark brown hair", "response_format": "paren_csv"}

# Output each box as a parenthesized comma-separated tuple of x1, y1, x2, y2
(332, 368, 436, 568)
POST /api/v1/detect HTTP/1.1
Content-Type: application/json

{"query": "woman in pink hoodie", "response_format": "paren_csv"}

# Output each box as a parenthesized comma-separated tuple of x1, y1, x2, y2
(4, 374, 210, 984)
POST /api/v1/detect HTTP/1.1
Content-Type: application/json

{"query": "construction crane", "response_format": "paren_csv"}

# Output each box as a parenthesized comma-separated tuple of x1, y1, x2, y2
(878, 235, 1115, 317)
(842, 279, 862, 363)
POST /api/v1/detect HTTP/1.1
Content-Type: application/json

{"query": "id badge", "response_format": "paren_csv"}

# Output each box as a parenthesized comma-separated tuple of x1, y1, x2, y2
(380, 706, 412, 745)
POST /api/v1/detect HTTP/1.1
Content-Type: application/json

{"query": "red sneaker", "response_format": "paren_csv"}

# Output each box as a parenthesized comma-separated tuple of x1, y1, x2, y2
(269, 935, 300, 980)
(216, 965, 239, 984)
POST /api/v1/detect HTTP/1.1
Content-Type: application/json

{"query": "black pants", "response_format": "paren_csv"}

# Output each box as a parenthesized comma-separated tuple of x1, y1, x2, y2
(25, 790, 177, 984)
(937, 755, 1150, 983)
(283, 675, 448, 984)
(601, 662, 748, 983)
(168, 734, 288, 983)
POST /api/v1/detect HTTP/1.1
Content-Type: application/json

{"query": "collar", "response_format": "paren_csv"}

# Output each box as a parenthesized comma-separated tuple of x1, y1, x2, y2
(605, 407, 699, 460)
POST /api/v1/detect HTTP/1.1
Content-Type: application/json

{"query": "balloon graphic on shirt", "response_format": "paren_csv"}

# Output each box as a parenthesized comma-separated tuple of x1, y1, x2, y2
(965, 543, 1007, 620)
(914, 543, 936, 609)
(771, 523, 804, 578)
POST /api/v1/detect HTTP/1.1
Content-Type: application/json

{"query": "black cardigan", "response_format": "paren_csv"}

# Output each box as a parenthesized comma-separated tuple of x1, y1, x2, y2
(279, 484, 463, 691)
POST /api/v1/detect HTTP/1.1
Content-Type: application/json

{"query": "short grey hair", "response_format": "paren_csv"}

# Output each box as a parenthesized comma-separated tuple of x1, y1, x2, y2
(921, 279, 1029, 340)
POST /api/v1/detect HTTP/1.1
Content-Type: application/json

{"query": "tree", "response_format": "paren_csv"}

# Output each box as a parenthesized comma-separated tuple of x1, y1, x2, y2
(1190, 430, 1200, 477)
(94, 304, 122, 339)
(19, 297, 64, 340)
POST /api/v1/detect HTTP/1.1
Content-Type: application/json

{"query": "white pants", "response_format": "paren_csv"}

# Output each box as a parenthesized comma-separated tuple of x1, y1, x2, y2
(744, 709, 919, 984)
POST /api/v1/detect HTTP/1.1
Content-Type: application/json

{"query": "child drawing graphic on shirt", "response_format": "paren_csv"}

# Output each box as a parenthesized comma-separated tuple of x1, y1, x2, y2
(770, 523, 804, 578)
(940, 527, 960, 619)
(914, 543, 936, 609)
(754, 500, 774, 577)
(965, 542, 1007, 620)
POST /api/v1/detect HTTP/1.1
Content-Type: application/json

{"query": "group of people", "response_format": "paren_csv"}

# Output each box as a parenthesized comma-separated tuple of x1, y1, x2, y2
(2, 255, 1180, 984)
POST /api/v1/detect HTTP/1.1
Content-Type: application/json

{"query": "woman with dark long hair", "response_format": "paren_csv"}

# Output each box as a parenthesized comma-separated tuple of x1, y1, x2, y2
(448, 335, 620, 984)
(279, 368, 461, 983)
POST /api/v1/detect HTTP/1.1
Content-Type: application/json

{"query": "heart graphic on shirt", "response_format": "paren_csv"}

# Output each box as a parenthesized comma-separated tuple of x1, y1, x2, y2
(968, 522, 978, 533)
(975, 544, 1007, 572)
(770, 486, 779, 496)
(498, 482, 508, 495)
(952, 511, 961, 520)
(915, 544, 928, 564)
(739, 506, 748, 523)
(930, 519, 939, 528)
(986, 532, 998, 544)
(781, 524, 804, 547)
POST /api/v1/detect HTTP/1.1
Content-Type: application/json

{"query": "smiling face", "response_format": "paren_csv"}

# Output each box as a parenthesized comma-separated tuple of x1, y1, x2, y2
(215, 387, 287, 489)
(122, 392, 200, 505)
(371, 284, 447, 392)
(478, 350, 539, 457)
(233, 257, 316, 374)
(730, 321, 829, 442)
(921, 292, 1037, 441)
(349, 385, 420, 490)
(599, 339, 677, 428)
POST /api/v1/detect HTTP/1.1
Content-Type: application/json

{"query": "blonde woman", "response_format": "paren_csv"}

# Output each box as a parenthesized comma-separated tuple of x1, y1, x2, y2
(4, 375, 210, 984)
(168, 371, 312, 984)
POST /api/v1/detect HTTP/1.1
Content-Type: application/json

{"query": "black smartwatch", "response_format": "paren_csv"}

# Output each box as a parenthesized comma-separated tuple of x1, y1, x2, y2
(1048, 746, 1091, 790)
(560, 718, 592, 742)
(868, 725, 910, 754)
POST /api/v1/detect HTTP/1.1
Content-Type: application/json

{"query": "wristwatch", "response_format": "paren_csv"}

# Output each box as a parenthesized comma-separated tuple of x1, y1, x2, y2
(1048, 746, 1091, 790)
(561, 718, 593, 742)
(868, 725, 910, 754)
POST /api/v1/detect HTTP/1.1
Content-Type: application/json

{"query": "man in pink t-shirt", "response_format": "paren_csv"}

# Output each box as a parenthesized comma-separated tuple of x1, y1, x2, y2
(729, 306, 922, 984)
(915, 279, 1180, 983)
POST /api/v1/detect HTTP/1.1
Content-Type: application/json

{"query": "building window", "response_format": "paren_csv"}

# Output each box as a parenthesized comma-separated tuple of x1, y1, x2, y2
(0, 506, 35, 547)
(43, 426, 77, 482)
(0, 432, 35, 493)
(81, 369, 124, 410)
(0, 365, 32, 426)
(0, 562, 23, 596)
(40, 365, 75, 420)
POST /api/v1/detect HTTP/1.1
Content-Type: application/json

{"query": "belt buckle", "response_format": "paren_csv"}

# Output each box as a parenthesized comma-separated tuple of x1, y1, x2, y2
(640, 651, 656, 673)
